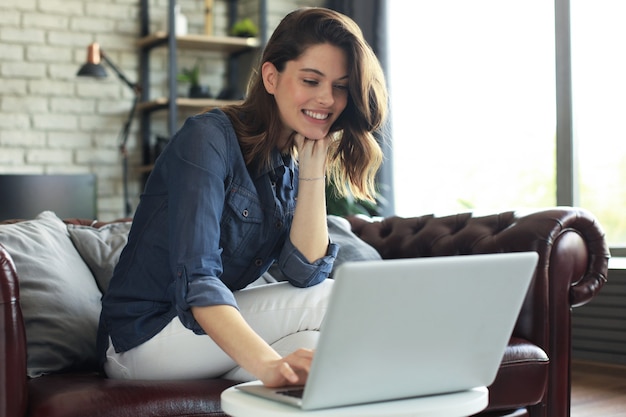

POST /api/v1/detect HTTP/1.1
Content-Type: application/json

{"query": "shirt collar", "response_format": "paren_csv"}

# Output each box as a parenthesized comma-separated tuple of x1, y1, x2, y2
(253, 149, 295, 180)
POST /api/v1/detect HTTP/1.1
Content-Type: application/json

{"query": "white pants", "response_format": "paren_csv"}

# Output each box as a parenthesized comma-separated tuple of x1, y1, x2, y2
(104, 280, 334, 381)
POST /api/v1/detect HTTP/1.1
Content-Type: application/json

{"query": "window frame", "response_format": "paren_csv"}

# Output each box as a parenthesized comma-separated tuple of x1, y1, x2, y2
(555, 0, 625, 254)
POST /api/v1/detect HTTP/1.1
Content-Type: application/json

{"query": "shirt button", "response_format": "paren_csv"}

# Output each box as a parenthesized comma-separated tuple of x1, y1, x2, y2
(276, 221, 283, 229)
(255, 258, 263, 266)
(242, 209, 249, 217)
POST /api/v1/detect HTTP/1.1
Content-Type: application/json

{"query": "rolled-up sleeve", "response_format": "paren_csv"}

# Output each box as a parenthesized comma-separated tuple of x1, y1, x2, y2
(278, 237, 339, 287)
(174, 265, 238, 333)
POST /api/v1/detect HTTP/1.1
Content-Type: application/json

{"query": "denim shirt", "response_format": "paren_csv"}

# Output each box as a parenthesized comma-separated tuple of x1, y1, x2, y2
(98, 109, 339, 355)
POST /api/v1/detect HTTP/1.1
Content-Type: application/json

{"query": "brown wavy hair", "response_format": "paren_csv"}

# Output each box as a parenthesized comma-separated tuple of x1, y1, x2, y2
(221, 7, 388, 201)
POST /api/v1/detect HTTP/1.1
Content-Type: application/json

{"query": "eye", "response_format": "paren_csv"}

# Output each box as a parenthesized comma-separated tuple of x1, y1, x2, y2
(333, 84, 349, 91)
(303, 79, 319, 86)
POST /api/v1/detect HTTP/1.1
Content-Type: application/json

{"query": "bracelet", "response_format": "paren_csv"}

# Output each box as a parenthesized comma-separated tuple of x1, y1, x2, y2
(299, 175, 326, 181)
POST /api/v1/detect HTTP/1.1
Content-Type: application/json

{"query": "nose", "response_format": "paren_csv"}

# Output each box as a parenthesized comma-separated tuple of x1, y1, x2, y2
(317, 84, 334, 107)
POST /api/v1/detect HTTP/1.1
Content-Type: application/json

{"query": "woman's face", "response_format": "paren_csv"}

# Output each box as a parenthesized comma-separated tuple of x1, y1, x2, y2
(262, 43, 349, 144)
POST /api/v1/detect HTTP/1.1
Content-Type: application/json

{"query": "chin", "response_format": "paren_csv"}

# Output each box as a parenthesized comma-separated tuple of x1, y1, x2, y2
(302, 128, 330, 141)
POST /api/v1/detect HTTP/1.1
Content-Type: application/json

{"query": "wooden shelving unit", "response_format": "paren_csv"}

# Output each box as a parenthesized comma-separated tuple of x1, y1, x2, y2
(137, 0, 265, 176)
(137, 97, 243, 113)
(137, 32, 260, 52)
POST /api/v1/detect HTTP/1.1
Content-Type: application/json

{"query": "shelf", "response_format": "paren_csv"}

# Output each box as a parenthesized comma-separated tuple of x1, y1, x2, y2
(137, 32, 260, 53)
(138, 0, 265, 182)
(138, 97, 244, 112)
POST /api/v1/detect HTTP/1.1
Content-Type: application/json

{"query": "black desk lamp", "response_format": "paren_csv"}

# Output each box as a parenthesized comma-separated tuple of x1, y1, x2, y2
(77, 42, 140, 217)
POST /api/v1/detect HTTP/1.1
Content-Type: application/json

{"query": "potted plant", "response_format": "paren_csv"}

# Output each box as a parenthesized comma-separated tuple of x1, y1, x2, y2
(229, 18, 258, 38)
(325, 179, 387, 217)
(177, 61, 211, 98)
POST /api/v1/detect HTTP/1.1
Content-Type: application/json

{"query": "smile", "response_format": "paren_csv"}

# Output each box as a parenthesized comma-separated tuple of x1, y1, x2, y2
(303, 110, 330, 120)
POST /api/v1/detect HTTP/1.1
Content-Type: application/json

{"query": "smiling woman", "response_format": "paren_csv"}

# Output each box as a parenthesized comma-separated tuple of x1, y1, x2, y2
(97, 6, 389, 387)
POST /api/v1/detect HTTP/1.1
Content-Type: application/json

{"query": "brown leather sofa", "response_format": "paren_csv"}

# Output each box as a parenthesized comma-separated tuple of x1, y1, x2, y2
(1, 207, 609, 417)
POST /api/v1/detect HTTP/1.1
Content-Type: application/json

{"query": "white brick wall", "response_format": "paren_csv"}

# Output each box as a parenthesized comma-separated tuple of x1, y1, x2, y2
(0, 0, 322, 221)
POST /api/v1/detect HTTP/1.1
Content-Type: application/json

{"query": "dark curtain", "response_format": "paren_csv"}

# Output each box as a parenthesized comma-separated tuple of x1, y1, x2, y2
(325, 0, 395, 216)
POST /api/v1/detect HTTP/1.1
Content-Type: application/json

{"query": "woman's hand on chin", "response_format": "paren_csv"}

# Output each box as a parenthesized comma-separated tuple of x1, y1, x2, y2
(293, 133, 331, 177)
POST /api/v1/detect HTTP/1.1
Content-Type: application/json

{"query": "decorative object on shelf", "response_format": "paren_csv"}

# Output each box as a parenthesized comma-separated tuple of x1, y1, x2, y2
(177, 61, 211, 98)
(229, 18, 259, 37)
(162, 2, 188, 35)
(204, 0, 214, 35)
(173, 3, 188, 36)
(76, 42, 139, 217)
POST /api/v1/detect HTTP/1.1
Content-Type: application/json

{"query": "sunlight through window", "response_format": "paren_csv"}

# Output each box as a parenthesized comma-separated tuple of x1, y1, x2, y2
(387, 1, 556, 217)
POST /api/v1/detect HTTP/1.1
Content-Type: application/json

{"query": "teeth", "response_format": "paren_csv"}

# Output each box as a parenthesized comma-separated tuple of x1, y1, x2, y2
(304, 110, 329, 120)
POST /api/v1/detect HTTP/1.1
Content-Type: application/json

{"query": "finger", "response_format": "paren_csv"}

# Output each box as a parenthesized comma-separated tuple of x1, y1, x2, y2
(280, 362, 300, 384)
(294, 348, 315, 359)
(286, 350, 313, 373)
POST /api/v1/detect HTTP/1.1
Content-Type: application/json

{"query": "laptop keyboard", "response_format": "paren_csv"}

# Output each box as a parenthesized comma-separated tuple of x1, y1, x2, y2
(277, 388, 305, 398)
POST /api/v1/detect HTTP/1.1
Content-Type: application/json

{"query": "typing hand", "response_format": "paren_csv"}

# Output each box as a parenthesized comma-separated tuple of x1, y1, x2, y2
(261, 348, 314, 388)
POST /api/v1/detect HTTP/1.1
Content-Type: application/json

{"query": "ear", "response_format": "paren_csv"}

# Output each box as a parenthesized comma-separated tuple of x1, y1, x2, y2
(261, 61, 278, 95)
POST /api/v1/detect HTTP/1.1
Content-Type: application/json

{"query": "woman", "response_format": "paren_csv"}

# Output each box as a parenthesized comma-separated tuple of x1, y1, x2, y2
(98, 7, 388, 388)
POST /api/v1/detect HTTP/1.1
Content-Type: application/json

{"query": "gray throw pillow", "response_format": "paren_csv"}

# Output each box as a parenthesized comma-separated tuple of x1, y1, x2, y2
(68, 221, 131, 293)
(264, 215, 382, 282)
(0, 211, 102, 377)
(326, 215, 382, 271)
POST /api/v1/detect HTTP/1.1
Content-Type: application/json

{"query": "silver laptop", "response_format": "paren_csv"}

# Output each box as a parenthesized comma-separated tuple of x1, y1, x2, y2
(236, 251, 538, 410)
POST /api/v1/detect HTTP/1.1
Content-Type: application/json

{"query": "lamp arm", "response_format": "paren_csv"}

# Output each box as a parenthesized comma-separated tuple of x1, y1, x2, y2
(118, 94, 139, 153)
(79, 43, 140, 217)
(100, 50, 140, 93)
(117, 93, 139, 217)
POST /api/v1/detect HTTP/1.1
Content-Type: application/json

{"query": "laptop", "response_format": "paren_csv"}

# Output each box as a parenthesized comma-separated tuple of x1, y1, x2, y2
(236, 251, 538, 410)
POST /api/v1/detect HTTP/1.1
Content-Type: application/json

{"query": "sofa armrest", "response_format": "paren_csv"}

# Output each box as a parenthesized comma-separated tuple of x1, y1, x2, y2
(347, 207, 609, 417)
(0, 244, 28, 417)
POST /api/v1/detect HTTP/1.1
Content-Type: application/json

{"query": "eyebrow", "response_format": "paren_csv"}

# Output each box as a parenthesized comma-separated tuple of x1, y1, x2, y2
(300, 68, 349, 81)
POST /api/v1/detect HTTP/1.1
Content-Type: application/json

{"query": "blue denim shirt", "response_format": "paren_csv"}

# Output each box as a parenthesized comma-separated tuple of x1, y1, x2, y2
(98, 109, 338, 355)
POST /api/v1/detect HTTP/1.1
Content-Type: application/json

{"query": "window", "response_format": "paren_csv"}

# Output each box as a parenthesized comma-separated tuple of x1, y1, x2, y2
(571, 0, 626, 248)
(387, 0, 625, 248)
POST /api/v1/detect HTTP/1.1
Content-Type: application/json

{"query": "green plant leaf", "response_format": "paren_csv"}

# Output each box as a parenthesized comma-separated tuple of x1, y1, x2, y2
(230, 18, 258, 37)
(177, 62, 201, 86)
(325, 181, 385, 217)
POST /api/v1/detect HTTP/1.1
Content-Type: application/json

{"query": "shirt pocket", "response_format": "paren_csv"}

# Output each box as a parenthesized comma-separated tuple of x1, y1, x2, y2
(220, 187, 264, 261)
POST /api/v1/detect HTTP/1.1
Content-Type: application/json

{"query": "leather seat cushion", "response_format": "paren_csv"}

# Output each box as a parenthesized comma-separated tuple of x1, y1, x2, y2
(26, 338, 548, 417)
(472, 408, 529, 417)
(484, 337, 549, 412)
(27, 373, 238, 417)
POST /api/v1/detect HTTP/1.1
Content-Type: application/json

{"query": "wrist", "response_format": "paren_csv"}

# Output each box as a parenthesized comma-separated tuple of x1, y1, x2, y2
(299, 175, 326, 181)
